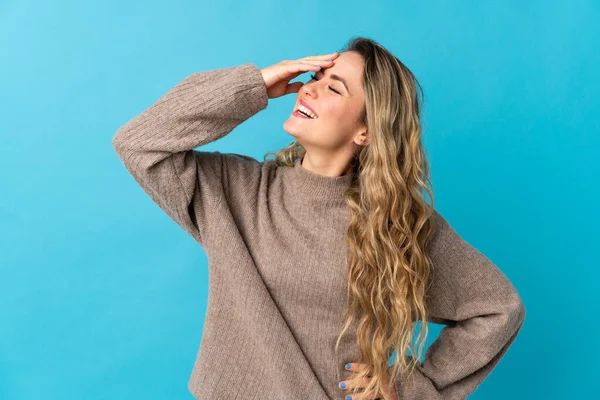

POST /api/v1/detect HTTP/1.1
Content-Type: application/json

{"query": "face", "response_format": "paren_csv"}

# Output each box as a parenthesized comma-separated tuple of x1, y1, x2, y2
(283, 51, 368, 153)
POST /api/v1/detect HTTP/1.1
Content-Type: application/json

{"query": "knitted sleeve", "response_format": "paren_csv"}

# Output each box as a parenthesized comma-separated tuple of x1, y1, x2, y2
(111, 63, 268, 248)
(395, 210, 526, 399)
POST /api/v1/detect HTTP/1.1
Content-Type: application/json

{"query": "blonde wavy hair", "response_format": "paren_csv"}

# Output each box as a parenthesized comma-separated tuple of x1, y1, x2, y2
(264, 36, 437, 400)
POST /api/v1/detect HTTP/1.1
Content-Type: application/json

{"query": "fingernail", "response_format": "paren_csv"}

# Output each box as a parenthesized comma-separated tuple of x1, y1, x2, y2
(345, 396, 352, 400)
(345, 363, 351, 370)
(339, 382, 346, 389)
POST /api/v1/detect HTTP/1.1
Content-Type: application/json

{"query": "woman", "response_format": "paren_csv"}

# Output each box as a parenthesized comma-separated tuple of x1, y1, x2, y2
(112, 37, 525, 400)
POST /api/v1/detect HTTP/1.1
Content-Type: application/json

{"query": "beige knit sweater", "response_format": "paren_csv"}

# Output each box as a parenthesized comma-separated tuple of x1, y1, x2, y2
(112, 63, 525, 400)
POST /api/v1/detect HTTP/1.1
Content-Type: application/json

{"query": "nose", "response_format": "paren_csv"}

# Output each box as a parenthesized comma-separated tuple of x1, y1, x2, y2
(302, 80, 320, 99)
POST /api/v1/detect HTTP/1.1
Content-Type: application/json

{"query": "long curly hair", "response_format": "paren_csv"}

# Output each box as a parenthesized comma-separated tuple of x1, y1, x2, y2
(264, 36, 437, 399)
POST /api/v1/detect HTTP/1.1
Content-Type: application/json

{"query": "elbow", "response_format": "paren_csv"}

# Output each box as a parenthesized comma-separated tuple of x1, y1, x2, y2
(112, 119, 136, 152)
(112, 130, 126, 152)
(112, 127, 135, 160)
(516, 299, 526, 329)
(505, 292, 526, 334)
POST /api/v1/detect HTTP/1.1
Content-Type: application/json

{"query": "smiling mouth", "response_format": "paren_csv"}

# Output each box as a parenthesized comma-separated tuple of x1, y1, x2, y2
(295, 106, 319, 119)
(293, 109, 318, 119)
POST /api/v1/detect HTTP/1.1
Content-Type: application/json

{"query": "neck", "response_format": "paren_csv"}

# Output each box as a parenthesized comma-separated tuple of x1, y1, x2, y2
(300, 152, 355, 179)
(286, 156, 354, 202)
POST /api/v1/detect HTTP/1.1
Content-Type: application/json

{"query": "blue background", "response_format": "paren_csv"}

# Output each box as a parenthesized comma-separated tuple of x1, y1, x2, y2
(1, 0, 598, 399)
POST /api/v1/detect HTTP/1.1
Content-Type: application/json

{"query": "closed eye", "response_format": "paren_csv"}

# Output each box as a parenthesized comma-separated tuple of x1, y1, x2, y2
(308, 74, 341, 94)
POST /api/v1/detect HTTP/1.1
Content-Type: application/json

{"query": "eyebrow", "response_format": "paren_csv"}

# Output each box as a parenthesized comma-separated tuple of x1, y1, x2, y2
(318, 70, 350, 95)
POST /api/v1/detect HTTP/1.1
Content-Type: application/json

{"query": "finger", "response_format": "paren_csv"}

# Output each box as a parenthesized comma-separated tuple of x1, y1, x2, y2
(345, 389, 380, 400)
(306, 59, 333, 65)
(346, 362, 371, 374)
(276, 62, 322, 82)
(284, 81, 304, 95)
(340, 376, 371, 390)
(295, 59, 334, 68)
(296, 58, 335, 67)
(284, 61, 325, 71)
(281, 61, 328, 79)
(300, 51, 339, 61)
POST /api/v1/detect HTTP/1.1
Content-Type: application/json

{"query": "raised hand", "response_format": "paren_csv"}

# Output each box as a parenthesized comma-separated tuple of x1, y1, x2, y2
(259, 51, 340, 99)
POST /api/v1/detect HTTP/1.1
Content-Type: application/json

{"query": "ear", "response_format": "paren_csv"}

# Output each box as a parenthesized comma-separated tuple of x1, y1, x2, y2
(356, 130, 369, 146)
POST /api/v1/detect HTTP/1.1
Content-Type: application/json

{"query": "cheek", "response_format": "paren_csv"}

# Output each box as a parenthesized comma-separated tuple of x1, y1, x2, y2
(325, 104, 362, 132)
(315, 103, 360, 145)
(319, 102, 347, 122)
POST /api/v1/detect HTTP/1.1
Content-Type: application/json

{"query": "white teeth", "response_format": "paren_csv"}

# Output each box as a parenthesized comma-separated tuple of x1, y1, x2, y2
(298, 104, 317, 119)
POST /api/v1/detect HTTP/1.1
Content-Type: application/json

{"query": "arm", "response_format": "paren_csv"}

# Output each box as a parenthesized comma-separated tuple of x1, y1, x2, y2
(111, 63, 268, 247)
(395, 210, 526, 399)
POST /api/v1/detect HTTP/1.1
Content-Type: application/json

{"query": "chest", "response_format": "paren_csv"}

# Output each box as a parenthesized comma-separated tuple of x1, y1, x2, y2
(251, 201, 351, 320)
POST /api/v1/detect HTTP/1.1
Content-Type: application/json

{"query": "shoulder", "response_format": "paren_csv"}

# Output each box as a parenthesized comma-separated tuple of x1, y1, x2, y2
(212, 152, 280, 191)
(428, 209, 478, 255)
(218, 152, 278, 175)
(426, 208, 514, 293)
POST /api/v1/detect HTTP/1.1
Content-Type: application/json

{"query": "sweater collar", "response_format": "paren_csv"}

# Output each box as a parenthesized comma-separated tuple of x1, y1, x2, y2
(288, 157, 354, 201)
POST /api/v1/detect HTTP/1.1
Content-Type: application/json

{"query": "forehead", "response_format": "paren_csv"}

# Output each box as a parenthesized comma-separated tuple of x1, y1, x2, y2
(328, 51, 364, 90)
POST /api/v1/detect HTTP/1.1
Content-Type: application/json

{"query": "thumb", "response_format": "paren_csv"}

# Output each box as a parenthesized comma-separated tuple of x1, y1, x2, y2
(285, 81, 304, 95)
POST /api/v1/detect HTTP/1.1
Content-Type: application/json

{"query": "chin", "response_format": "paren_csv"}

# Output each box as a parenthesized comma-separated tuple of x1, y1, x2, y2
(282, 119, 303, 139)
